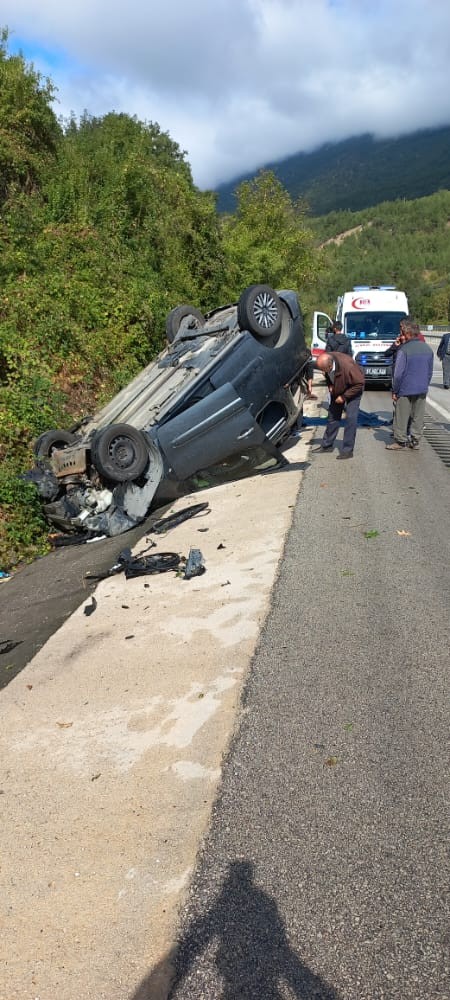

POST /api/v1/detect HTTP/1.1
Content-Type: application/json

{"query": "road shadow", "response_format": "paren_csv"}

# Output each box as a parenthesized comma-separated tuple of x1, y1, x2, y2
(131, 860, 339, 1000)
(372, 426, 394, 445)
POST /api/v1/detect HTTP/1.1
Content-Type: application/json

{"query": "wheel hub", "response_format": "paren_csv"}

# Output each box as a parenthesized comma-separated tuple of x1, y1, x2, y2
(253, 291, 278, 329)
(109, 436, 136, 470)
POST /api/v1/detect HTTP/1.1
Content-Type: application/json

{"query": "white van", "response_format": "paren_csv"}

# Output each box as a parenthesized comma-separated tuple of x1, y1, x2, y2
(312, 286, 409, 386)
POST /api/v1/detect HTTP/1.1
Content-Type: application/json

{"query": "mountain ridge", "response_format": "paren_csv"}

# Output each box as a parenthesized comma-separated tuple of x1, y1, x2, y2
(215, 126, 450, 215)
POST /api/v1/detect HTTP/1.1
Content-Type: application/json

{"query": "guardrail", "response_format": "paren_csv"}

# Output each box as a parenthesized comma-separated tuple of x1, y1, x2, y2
(421, 331, 449, 349)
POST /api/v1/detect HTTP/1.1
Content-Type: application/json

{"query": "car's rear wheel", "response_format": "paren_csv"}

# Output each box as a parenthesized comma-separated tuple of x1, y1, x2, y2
(91, 424, 149, 483)
(166, 305, 205, 343)
(34, 429, 79, 459)
(237, 284, 282, 339)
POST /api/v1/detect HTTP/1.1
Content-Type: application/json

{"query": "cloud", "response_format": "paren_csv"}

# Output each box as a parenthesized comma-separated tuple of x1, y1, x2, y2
(5, 0, 450, 188)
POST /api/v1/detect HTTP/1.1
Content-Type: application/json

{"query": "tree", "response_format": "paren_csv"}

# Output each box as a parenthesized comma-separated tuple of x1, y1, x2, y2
(0, 28, 60, 205)
(220, 171, 319, 302)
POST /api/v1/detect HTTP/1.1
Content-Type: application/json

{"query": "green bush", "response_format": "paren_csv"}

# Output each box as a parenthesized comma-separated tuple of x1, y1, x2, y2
(0, 461, 50, 569)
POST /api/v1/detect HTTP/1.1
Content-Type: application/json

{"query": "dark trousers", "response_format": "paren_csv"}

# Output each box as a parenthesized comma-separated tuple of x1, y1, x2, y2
(442, 356, 450, 388)
(322, 394, 362, 453)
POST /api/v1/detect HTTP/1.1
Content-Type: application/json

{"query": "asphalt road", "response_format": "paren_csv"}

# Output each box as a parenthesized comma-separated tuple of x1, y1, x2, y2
(0, 506, 172, 689)
(161, 389, 450, 1000)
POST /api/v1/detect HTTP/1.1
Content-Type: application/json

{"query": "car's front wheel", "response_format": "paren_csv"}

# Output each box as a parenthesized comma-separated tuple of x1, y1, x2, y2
(33, 429, 79, 459)
(237, 284, 282, 340)
(166, 305, 205, 343)
(91, 424, 149, 483)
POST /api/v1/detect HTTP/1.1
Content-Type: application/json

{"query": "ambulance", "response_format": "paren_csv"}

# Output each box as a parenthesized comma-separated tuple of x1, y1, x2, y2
(312, 286, 409, 386)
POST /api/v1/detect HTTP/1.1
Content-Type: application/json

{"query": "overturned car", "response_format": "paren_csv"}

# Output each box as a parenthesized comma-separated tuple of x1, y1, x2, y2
(30, 285, 310, 536)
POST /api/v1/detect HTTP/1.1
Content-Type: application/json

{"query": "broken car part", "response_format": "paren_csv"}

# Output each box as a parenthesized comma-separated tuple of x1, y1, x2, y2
(151, 502, 210, 534)
(184, 548, 206, 579)
(86, 545, 180, 581)
(0, 639, 22, 655)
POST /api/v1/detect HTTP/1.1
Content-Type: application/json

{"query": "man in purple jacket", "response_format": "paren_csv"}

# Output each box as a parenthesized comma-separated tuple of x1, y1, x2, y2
(386, 320, 433, 451)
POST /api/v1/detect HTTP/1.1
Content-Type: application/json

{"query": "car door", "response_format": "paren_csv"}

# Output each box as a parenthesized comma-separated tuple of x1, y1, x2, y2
(312, 311, 333, 356)
(156, 382, 267, 480)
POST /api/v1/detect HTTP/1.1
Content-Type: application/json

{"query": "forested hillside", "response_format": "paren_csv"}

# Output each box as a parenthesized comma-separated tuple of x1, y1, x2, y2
(301, 190, 450, 323)
(216, 127, 450, 215)
(0, 32, 316, 568)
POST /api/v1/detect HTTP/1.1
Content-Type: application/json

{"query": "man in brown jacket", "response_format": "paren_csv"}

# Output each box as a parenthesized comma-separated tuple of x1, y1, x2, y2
(313, 352, 365, 459)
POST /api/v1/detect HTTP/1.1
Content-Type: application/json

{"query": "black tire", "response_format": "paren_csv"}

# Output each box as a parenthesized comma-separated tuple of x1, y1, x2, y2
(91, 424, 149, 483)
(33, 429, 79, 459)
(237, 284, 282, 339)
(166, 305, 205, 343)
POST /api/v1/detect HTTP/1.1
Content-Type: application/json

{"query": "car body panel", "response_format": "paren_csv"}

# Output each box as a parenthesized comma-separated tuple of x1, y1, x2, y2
(156, 382, 267, 480)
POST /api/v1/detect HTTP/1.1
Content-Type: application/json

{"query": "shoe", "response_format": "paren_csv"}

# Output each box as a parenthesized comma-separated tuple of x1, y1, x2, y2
(409, 436, 420, 449)
(385, 441, 408, 450)
(312, 445, 333, 453)
(336, 451, 353, 460)
(444, 386, 449, 390)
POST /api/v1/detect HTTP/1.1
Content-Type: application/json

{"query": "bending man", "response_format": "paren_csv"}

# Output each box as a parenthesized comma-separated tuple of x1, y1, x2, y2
(314, 353, 365, 460)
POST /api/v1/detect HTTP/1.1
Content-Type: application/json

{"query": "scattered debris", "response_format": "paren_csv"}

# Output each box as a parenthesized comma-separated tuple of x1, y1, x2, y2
(22, 463, 60, 502)
(125, 635, 135, 640)
(217, 543, 226, 550)
(151, 502, 210, 534)
(396, 529, 411, 537)
(49, 531, 107, 547)
(91, 773, 101, 781)
(123, 552, 181, 578)
(86, 543, 180, 581)
(324, 756, 339, 767)
(56, 721, 73, 729)
(0, 571, 11, 582)
(83, 596, 98, 616)
(364, 529, 379, 539)
(184, 548, 206, 580)
(0, 639, 22, 655)
(50, 532, 89, 547)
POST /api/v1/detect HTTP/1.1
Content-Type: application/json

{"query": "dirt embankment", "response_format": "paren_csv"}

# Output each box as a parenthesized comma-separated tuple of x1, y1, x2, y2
(320, 221, 372, 247)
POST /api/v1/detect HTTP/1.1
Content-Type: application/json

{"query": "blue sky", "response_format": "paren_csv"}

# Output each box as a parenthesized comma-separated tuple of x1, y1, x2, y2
(4, 0, 450, 189)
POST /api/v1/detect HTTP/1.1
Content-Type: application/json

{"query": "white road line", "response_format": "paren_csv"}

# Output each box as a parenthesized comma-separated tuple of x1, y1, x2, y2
(426, 396, 450, 421)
